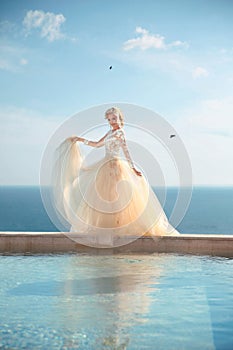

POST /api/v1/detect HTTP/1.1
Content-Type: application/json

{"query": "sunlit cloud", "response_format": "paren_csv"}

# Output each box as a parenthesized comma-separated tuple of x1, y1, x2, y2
(20, 58, 28, 65)
(123, 26, 189, 51)
(192, 66, 209, 79)
(23, 10, 66, 42)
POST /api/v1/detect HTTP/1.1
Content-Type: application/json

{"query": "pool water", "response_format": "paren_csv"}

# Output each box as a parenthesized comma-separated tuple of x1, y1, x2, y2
(0, 253, 232, 349)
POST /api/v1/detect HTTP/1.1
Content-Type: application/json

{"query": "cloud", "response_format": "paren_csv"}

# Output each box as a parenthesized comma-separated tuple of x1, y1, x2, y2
(20, 58, 28, 65)
(174, 96, 233, 185)
(106, 48, 198, 81)
(0, 106, 60, 144)
(23, 10, 66, 42)
(192, 66, 209, 79)
(123, 26, 188, 51)
(0, 58, 13, 71)
(0, 106, 61, 185)
(187, 97, 233, 137)
(0, 20, 17, 35)
(0, 44, 28, 72)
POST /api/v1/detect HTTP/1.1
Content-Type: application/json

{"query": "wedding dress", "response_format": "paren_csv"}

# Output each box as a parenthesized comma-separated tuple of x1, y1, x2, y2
(51, 127, 180, 247)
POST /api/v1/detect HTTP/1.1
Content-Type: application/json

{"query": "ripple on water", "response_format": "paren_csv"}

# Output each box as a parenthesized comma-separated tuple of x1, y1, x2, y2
(0, 254, 232, 349)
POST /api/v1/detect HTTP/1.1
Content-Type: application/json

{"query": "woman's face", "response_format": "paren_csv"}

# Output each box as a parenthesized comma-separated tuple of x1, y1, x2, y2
(106, 113, 120, 127)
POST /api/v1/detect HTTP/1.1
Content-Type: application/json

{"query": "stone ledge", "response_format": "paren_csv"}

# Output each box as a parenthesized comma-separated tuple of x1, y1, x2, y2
(0, 232, 233, 257)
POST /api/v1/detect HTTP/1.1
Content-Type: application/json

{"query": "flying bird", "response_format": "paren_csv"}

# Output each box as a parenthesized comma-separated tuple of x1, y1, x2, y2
(170, 134, 176, 138)
(109, 66, 112, 70)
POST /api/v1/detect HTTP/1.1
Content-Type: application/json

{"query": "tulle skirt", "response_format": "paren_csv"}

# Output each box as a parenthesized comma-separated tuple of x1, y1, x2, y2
(51, 139, 180, 246)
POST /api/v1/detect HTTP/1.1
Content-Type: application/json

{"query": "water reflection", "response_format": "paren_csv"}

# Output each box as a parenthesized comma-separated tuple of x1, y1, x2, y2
(60, 255, 162, 348)
(9, 274, 150, 296)
(3, 254, 226, 348)
(9, 255, 163, 348)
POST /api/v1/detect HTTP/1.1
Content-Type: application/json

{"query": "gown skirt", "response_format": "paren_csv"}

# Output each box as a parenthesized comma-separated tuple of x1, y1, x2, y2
(51, 138, 180, 247)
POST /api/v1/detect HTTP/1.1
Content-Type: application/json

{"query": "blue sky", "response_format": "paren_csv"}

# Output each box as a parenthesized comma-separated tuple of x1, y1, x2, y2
(0, 0, 233, 185)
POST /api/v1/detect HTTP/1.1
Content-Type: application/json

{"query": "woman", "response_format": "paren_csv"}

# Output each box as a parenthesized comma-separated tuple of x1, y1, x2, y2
(51, 106, 180, 247)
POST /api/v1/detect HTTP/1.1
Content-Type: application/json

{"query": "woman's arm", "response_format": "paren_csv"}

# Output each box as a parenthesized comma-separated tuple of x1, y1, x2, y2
(69, 131, 109, 148)
(118, 131, 142, 177)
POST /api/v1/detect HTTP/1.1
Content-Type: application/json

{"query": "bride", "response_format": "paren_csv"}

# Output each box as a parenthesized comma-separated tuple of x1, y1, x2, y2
(51, 106, 180, 247)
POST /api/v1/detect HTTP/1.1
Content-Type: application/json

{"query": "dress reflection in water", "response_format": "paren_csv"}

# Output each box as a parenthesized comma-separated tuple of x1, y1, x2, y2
(51, 107, 180, 245)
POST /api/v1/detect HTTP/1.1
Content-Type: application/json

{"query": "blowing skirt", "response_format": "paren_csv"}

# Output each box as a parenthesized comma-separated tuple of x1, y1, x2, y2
(50, 139, 180, 246)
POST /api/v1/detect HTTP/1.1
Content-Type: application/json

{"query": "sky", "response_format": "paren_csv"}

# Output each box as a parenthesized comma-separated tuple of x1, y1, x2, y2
(0, 0, 233, 186)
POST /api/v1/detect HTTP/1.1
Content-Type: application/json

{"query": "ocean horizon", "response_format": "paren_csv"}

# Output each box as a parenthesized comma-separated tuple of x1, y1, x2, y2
(0, 185, 232, 234)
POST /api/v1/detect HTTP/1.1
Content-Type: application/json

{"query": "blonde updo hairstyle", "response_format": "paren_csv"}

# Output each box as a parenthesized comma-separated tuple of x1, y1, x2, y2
(104, 107, 124, 127)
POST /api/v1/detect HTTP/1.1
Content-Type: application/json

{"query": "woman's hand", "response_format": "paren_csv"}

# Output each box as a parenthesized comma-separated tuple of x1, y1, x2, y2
(132, 167, 142, 176)
(68, 136, 84, 143)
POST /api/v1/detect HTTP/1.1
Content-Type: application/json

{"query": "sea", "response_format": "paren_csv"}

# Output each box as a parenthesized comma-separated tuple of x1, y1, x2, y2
(0, 186, 232, 234)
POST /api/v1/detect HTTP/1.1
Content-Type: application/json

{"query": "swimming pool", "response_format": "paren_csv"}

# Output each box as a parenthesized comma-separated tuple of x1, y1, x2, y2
(0, 253, 232, 349)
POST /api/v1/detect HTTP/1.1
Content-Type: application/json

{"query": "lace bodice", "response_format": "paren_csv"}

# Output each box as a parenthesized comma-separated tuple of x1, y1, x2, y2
(104, 129, 134, 168)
